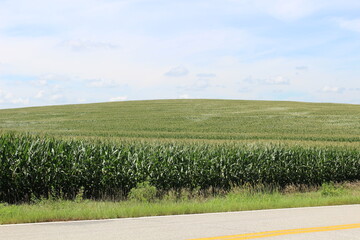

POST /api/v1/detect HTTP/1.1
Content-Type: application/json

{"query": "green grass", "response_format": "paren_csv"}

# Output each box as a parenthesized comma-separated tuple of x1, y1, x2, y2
(0, 99, 360, 144)
(1, 183, 360, 224)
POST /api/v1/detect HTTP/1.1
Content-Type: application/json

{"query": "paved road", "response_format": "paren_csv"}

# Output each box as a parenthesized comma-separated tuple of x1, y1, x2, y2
(1, 205, 360, 240)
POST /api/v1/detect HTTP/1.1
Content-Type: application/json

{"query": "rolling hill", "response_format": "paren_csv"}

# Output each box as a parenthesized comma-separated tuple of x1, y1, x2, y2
(0, 99, 359, 144)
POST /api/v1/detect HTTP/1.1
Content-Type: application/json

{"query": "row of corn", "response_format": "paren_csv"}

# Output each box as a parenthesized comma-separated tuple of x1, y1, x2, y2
(0, 134, 359, 203)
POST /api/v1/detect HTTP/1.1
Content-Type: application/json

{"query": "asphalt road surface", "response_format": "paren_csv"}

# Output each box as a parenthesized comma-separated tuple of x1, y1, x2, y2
(1, 205, 360, 240)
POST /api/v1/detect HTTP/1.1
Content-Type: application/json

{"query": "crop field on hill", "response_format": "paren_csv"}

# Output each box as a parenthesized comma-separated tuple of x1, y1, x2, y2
(0, 99, 360, 144)
(0, 99, 360, 203)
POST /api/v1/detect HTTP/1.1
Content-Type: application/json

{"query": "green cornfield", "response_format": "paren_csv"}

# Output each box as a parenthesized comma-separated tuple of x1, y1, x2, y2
(1, 100, 360, 144)
(1, 133, 359, 203)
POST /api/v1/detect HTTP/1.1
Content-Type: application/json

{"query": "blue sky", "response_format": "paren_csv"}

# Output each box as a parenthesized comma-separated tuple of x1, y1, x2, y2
(0, 0, 359, 108)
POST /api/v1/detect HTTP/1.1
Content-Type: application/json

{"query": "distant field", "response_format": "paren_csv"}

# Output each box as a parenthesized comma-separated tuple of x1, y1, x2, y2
(0, 99, 360, 145)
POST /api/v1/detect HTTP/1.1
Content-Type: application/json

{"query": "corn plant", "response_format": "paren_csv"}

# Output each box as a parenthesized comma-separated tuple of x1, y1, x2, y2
(0, 134, 359, 203)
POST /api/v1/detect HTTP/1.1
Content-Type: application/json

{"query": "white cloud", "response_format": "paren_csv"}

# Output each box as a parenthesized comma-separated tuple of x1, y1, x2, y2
(165, 66, 189, 77)
(35, 79, 48, 86)
(247, 0, 360, 21)
(88, 78, 119, 88)
(10, 97, 29, 105)
(196, 73, 216, 78)
(59, 39, 117, 51)
(32, 74, 71, 86)
(265, 76, 290, 85)
(322, 86, 344, 93)
(337, 18, 360, 32)
(244, 76, 290, 85)
(296, 66, 308, 71)
(50, 94, 63, 101)
(349, 88, 360, 91)
(0, 89, 14, 100)
(179, 94, 190, 99)
(251, 0, 323, 21)
(35, 90, 44, 98)
(243, 76, 257, 84)
(179, 80, 210, 91)
(0, 89, 30, 105)
(109, 96, 127, 101)
(157, 29, 252, 60)
(238, 87, 252, 93)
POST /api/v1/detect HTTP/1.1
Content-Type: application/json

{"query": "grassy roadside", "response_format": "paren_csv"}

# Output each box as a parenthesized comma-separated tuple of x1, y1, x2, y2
(1, 183, 360, 224)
